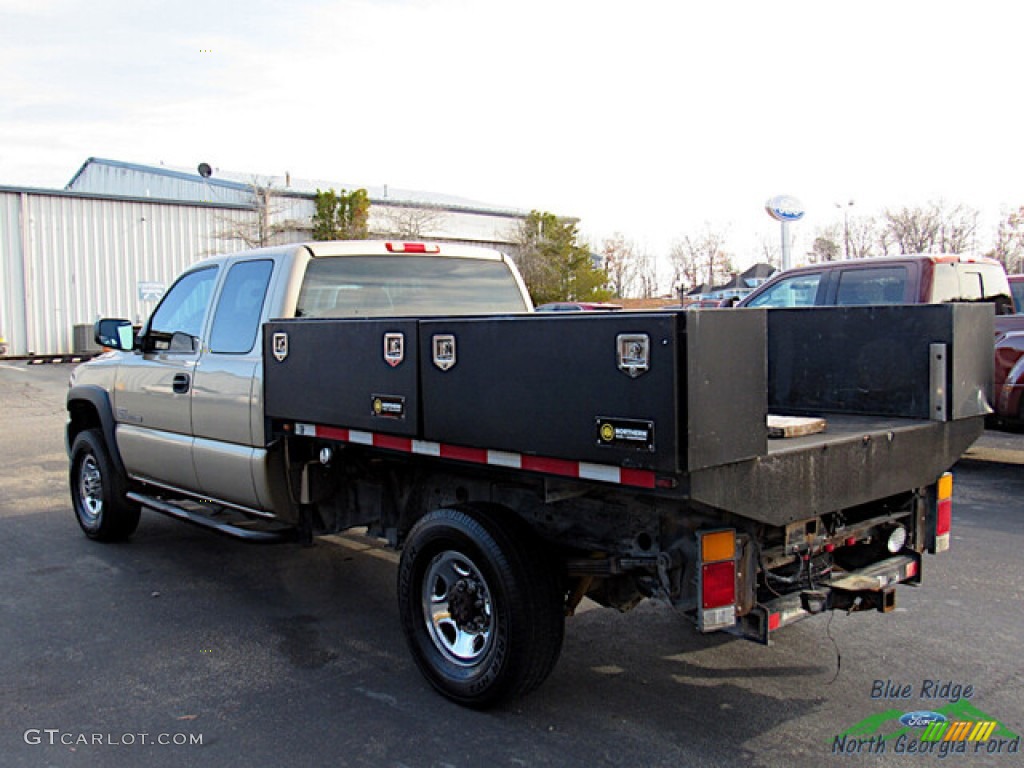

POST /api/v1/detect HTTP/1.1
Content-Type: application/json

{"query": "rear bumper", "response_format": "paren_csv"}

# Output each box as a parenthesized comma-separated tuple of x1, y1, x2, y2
(730, 553, 923, 645)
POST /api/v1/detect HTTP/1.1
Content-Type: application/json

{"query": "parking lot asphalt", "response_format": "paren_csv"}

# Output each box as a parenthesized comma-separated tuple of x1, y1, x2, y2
(962, 429, 1024, 465)
(1, 361, 1022, 768)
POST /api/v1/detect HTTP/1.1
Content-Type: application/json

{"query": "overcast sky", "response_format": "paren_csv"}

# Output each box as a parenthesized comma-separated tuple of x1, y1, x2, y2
(2, 0, 1022, 276)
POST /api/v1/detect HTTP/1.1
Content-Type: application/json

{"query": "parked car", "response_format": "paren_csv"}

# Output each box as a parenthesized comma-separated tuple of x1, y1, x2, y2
(993, 324, 1024, 425)
(993, 280, 1024, 425)
(534, 301, 622, 312)
(684, 298, 729, 309)
(737, 253, 1014, 314)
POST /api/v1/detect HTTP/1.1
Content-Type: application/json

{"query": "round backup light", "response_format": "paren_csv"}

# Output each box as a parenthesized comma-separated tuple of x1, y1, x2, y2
(319, 446, 334, 466)
(886, 526, 907, 553)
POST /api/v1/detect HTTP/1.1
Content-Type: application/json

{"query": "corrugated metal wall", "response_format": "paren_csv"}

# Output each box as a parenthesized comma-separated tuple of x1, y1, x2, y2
(1, 174, 527, 355)
(0, 193, 28, 353)
(69, 161, 254, 206)
(1, 189, 257, 355)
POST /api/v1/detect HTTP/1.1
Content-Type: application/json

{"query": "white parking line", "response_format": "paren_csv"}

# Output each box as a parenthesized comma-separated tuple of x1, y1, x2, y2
(0, 364, 26, 373)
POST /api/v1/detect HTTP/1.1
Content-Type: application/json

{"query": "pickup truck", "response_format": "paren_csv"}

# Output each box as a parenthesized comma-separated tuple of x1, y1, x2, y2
(67, 240, 992, 707)
(737, 253, 1013, 312)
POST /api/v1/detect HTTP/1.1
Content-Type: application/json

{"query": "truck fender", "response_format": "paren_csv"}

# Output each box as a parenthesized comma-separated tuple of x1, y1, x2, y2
(66, 385, 128, 477)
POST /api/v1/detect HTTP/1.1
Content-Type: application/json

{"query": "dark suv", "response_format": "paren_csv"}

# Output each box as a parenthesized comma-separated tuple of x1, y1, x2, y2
(737, 254, 1013, 314)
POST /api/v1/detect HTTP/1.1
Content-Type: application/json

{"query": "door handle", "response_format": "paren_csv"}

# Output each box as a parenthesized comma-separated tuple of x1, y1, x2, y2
(172, 373, 191, 394)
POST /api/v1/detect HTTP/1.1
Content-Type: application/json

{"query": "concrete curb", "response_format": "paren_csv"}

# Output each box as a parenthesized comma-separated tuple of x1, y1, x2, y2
(960, 446, 1024, 466)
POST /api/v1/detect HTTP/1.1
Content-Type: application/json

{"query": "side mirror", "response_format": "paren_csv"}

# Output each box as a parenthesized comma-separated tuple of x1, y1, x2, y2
(94, 318, 135, 351)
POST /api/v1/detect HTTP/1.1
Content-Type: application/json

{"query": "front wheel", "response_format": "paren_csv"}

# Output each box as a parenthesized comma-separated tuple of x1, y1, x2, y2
(69, 429, 140, 541)
(398, 506, 564, 707)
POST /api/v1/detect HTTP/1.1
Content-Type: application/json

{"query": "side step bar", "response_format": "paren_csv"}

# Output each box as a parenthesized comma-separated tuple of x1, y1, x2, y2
(127, 492, 295, 543)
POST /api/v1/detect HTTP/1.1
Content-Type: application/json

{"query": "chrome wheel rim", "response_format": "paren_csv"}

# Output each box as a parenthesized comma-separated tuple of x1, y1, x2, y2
(78, 454, 103, 523)
(422, 551, 495, 667)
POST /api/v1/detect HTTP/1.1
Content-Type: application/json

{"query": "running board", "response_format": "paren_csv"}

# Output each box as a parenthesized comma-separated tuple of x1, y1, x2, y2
(127, 492, 295, 543)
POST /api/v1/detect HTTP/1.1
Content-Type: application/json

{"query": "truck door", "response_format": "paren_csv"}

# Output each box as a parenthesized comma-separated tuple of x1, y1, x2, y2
(114, 266, 219, 490)
(190, 259, 276, 510)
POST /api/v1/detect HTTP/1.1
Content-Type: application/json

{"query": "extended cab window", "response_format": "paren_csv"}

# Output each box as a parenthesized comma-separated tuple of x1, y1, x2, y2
(148, 267, 218, 347)
(296, 256, 529, 317)
(835, 267, 907, 305)
(745, 273, 822, 308)
(209, 260, 274, 354)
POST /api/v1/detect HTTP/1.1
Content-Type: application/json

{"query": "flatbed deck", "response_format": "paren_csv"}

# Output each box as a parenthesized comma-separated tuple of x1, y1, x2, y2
(694, 414, 984, 526)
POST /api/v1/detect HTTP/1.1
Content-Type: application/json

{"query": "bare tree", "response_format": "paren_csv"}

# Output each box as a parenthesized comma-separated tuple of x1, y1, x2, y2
(633, 245, 659, 299)
(601, 233, 639, 298)
(216, 178, 305, 249)
(883, 201, 977, 254)
(758, 235, 781, 269)
(936, 202, 978, 254)
(670, 226, 732, 292)
(883, 205, 941, 254)
(376, 203, 448, 239)
(846, 215, 880, 259)
(987, 206, 1024, 273)
(808, 223, 842, 263)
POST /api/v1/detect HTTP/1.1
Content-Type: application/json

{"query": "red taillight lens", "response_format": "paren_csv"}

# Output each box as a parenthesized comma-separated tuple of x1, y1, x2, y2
(936, 498, 952, 536)
(701, 561, 736, 609)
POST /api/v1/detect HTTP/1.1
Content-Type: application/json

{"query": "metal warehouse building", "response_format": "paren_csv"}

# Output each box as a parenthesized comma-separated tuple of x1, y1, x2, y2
(0, 158, 529, 356)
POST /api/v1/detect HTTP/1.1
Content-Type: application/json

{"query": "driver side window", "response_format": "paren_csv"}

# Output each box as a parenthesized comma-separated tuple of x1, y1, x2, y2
(747, 273, 822, 308)
(149, 267, 218, 342)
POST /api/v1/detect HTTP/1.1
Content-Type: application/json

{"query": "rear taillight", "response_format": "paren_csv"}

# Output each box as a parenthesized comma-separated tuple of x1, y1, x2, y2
(701, 562, 736, 608)
(697, 529, 737, 631)
(931, 472, 953, 553)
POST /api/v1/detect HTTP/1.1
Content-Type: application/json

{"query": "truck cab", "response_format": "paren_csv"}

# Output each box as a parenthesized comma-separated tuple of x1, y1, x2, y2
(69, 241, 532, 520)
(737, 253, 1013, 313)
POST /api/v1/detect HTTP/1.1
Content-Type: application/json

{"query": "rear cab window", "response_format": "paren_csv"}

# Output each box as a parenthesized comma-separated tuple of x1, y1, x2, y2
(209, 260, 274, 354)
(833, 266, 908, 305)
(296, 255, 530, 318)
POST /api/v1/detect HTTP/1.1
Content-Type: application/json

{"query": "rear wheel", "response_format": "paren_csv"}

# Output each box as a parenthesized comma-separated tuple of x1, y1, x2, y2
(398, 506, 564, 707)
(69, 429, 140, 541)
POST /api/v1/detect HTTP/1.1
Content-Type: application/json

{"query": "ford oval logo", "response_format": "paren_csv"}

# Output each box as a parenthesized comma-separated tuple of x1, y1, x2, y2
(765, 194, 805, 223)
(899, 711, 948, 728)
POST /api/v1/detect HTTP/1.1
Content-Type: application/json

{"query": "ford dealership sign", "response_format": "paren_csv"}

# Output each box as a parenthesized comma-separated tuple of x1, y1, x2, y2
(765, 195, 806, 223)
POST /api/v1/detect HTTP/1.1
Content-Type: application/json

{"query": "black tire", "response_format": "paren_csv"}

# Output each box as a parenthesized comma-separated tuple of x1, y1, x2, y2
(397, 505, 564, 708)
(69, 429, 140, 541)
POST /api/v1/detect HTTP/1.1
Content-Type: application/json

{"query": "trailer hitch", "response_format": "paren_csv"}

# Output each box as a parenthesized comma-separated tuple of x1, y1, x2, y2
(829, 586, 897, 613)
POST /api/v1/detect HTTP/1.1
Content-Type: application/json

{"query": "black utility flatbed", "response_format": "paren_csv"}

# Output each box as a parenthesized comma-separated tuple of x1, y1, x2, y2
(693, 413, 984, 526)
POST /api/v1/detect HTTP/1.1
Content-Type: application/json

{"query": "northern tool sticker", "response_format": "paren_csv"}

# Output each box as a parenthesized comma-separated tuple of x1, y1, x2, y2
(372, 395, 406, 419)
(596, 418, 655, 451)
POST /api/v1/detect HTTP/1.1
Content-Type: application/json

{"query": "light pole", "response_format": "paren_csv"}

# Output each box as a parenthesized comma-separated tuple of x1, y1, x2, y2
(835, 200, 855, 259)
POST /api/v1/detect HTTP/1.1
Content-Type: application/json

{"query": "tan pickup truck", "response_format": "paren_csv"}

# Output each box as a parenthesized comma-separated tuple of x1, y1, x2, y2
(68, 240, 990, 706)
